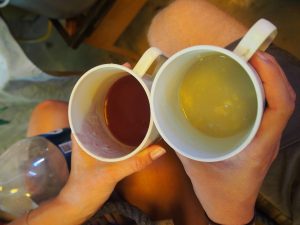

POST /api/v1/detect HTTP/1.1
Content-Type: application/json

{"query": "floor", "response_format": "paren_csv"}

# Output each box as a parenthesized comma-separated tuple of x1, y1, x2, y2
(1, 0, 299, 73)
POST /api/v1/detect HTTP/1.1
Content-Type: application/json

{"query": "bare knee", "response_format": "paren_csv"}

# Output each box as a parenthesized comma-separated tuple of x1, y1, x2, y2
(148, 0, 246, 56)
(34, 100, 67, 110)
(27, 100, 69, 137)
(148, 0, 190, 56)
(31, 100, 69, 121)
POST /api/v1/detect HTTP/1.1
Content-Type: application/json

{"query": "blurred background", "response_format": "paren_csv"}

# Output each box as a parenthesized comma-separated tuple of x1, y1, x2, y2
(0, 0, 299, 74)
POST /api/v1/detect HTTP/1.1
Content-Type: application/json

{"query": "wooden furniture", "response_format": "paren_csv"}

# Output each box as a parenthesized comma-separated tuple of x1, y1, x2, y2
(85, 0, 147, 60)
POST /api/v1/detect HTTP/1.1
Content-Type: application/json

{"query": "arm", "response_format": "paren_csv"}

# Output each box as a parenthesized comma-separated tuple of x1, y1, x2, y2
(9, 197, 88, 225)
(9, 137, 166, 225)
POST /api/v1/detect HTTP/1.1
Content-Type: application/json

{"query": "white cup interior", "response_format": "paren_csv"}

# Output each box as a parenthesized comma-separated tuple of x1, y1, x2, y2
(152, 47, 261, 161)
(69, 65, 152, 161)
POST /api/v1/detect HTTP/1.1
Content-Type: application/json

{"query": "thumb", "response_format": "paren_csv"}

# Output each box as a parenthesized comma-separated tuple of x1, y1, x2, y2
(115, 145, 166, 180)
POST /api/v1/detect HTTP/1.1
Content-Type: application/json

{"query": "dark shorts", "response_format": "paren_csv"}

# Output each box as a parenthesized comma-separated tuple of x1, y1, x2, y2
(227, 42, 300, 225)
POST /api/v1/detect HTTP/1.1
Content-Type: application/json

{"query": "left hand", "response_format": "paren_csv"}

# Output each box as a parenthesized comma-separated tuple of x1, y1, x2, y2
(58, 135, 166, 220)
(177, 52, 296, 224)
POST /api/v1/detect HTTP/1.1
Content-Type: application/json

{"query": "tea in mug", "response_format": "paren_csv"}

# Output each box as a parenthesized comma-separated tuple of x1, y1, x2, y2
(179, 53, 257, 138)
(104, 75, 150, 146)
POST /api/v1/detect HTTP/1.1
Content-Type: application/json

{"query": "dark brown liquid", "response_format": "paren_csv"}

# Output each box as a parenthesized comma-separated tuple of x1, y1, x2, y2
(104, 75, 150, 146)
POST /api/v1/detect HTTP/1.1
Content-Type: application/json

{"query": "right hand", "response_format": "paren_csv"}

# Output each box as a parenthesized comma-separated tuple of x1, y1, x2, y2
(177, 51, 296, 224)
(56, 137, 166, 223)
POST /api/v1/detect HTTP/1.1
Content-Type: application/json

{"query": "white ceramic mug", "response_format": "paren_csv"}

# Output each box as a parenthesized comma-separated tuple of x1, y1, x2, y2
(69, 18, 277, 162)
(68, 48, 163, 162)
(150, 18, 277, 162)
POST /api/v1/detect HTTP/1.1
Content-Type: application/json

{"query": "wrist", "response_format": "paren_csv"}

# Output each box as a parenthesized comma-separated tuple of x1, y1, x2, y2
(205, 212, 255, 225)
(204, 205, 255, 225)
(57, 180, 112, 221)
(198, 193, 256, 225)
(56, 191, 96, 221)
(191, 182, 257, 225)
(26, 196, 92, 225)
(51, 196, 93, 224)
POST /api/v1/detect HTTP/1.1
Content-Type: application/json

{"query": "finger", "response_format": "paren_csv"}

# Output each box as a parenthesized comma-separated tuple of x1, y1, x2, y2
(123, 62, 131, 68)
(113, 145, 166, 180)
(71, 134, 89, 157)
(251, 52, 294, 113)
(71, 134, 98, 164)
(269, 56, 296, 102)
(251, 52, 294, 126)
(249, 52, 295, 151)
(71, 134, 80, 152)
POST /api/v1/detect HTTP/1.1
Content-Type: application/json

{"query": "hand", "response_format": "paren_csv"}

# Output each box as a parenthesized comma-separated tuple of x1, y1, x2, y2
(57, 61, 166, 221)
(177, 51, 296, 224)
(58, 136, 166, 223)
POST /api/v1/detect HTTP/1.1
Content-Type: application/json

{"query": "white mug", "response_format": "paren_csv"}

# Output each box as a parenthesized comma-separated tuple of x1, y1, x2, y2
(69, 18, 277, 162)
(150, 18, 277, 162)
(68, 48, 163, 162)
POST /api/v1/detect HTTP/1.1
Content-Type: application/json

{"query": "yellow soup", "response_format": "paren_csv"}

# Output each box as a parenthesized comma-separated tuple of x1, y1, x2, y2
(179, 53, 257, 138)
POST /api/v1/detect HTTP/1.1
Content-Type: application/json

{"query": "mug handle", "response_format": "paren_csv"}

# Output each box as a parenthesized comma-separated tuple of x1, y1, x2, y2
(133, 47, 165, 77)
(233, 18, 277, 61)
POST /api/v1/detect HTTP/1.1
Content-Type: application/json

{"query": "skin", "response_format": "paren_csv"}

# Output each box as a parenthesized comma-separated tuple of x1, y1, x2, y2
(8, 0, 296, 223)
(9, 138, 166, 225)
(147, 1, 296, 223)
(177, 52, 296, 224)
(9, 51, 295, 225)
(147, 0, 247, 57)
(24, 64, 205, 225)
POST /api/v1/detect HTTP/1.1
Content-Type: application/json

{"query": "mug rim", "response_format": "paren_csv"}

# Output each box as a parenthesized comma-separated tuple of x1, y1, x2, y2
(69, 64, 155, 162)
(150, 45, 264, 162)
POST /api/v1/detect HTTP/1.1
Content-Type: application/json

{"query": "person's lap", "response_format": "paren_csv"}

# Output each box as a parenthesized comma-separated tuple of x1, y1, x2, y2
(26, 52, 300, 224)
(26, 0, 300, 224)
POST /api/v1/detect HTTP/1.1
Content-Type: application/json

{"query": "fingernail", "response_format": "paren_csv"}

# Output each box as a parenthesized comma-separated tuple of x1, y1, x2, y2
(150, 147, 166, 160)
(257, 51, 270, 62)
(123, 62, 131, 68)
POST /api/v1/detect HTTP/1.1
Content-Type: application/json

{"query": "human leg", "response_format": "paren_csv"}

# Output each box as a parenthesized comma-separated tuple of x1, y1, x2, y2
(148, 0, 247, 56)
(26, 100, 69, 137)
